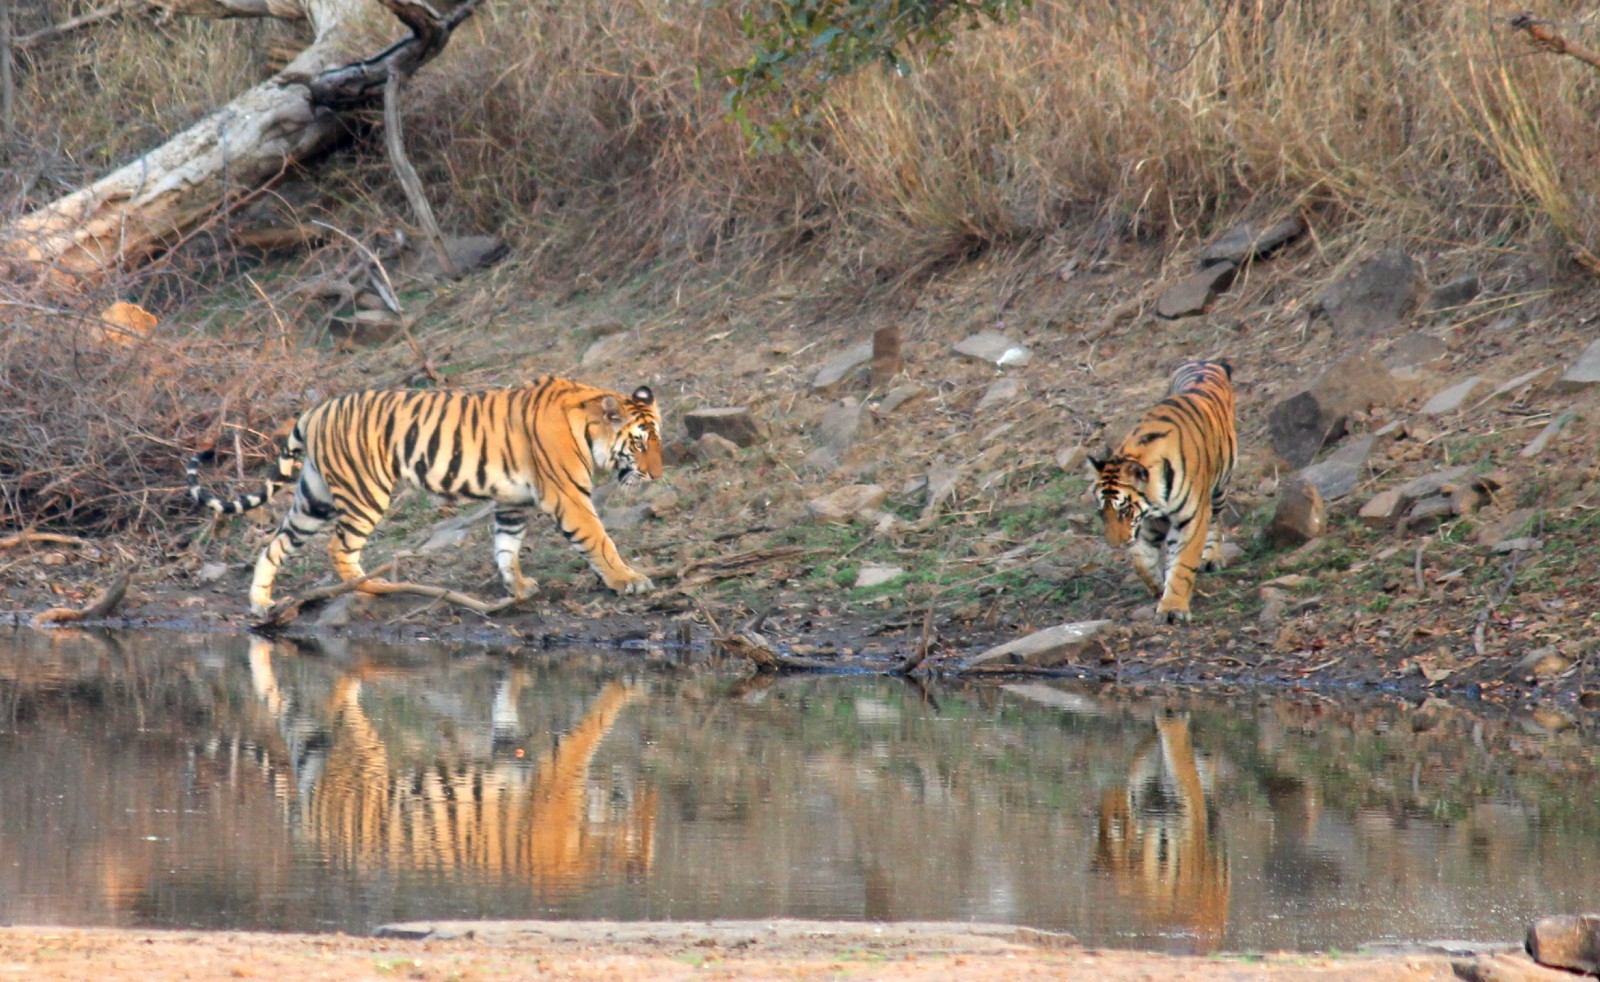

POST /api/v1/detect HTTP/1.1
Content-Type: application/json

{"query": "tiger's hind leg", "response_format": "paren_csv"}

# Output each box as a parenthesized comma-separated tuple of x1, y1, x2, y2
(1201, 483, 1229, 572)
(491, 505, 540, 600)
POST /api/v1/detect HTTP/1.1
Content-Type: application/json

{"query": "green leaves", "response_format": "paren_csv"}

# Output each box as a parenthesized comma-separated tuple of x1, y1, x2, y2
(721, 0, 1032, 149)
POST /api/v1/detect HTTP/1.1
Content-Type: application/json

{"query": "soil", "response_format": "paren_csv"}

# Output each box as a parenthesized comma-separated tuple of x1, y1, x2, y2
(0, 921, 1472, 981)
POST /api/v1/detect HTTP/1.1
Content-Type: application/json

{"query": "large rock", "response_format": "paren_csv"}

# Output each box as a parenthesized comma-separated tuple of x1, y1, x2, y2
(1268, 350, 1400, 467)
(1428, 272, 1480, 311)
(1458, 951, 1600, 982)
(806, 484, 887, 524)
(966, 621, 1112, 668)
(1297, 434, 1377, 501)
(1310, 249, 1427, 340)
(1558, 339, 1600, 391)
(1271, 477, 1326, 548)
(1526, 914, 1600, 975)
(812, 343, 874, 391)
(684, 406, 765, 447)
(1420, 376, 1490, 415)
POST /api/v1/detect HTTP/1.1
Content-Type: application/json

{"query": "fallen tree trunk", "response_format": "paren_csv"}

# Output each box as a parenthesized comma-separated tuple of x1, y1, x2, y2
(0, 0, 479, 290)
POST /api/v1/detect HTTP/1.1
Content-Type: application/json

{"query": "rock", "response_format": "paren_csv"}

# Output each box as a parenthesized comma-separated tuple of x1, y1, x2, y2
(975, 377, 1022, 414)
(314, 593, 359, 628)
(197, 562, 230, 583)
(876, 384, 926, 415)
(1310, 248, 1427, 340)
(646, 489, 681, 518)
(1478, 367, 1552, 407)
(694, 432, 741, 460)
(815, 399, 870, 451)
(806, 484, 887, 524)
(1557, 338, 1600, 391)
(1429, 272, 1480, 311)
(1403, 494, 1455, 532)
(1491, 536, 1543, 555)
(1271, 477, 1326, 548)
(1458, 950, 1600, 982)
(1451, 483, 1490, 516)
(1521, 412, 1573, 458)
(1198, 216, 1305, 268)
(1527, 914, 1600, 975)
(396, 234, 509, 282)
(954, 331, 1032, 368)
(871, 325, 902, 388)
(1394, 465, 1472, 510)
(584, 319, 628, 340)
(602, 502, 652, 531)
(1420, 376, 1491, 415)
(1268, 350, 1400, 467)
(1477, 508, 1538, 548)
(1297, 434, 1376, 501)
(1056, 445, 1087, 472)
(1359, 489, 1403, 528)
(811, 343, 874, 391)
(854, 564, 905, 589)
(916, 459, 961, 528)
(329, 309, 414, 347)
(1382, 331, 1449, 370)
(580, 332, 629, 366)
(966, 620, 1112, 668)
(684, 406, 765, 447)
(1154, 262, 1236, 319)
(1258, 588, 1288, 627)
(1514, 647, 1573, 681)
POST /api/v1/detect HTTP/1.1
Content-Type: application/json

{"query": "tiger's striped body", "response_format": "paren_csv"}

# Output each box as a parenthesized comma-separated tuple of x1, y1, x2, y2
(1089, 360, 1236, 623)
(188, 376, 662, 615)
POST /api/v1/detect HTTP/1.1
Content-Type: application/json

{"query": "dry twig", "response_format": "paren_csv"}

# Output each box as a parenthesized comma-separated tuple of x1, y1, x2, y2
(31, 572, 131, 627)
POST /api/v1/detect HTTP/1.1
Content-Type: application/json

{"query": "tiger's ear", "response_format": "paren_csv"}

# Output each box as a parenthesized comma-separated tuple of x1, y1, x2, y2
(632, 385, 654, 405)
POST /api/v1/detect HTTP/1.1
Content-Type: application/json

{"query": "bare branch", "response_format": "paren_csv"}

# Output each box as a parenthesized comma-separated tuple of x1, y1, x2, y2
(1510, 13, 1600, 71)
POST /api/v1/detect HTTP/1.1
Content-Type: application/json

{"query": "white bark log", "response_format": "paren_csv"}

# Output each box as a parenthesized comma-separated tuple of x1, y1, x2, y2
(0, 0, 423, 289)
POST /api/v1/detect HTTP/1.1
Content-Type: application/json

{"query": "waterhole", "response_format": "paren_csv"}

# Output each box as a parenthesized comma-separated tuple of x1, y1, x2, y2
(2, 628, 1596, 953)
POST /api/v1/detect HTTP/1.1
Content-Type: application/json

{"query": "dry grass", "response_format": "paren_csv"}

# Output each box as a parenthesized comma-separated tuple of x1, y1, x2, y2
(4, 0, 1600, 537)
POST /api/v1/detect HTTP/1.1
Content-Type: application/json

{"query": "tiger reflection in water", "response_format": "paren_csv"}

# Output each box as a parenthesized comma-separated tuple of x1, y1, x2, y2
(1093, 711, 1230, 953)
(247, 638, 655, 890)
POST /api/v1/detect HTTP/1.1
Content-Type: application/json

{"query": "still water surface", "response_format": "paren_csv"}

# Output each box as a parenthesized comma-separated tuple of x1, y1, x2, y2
(2, 628, 1598, 953)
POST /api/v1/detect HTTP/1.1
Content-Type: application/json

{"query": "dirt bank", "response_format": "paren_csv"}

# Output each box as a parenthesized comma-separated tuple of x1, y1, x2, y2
(0, 921, 1475, 981)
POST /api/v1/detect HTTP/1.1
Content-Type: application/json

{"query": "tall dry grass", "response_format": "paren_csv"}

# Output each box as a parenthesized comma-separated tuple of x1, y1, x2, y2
(4, 0, 1600, 534)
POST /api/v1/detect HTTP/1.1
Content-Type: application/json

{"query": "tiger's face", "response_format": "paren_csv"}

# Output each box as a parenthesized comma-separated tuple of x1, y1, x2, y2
(1089, 454, 1151, 547)
(588, 386, 662, 486)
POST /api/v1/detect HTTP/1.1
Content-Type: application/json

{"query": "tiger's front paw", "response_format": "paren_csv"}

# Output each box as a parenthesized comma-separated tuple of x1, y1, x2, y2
(607, 570, 655, 596)
(506, 575, 540, 600)
(1156, 600, 1192, 624)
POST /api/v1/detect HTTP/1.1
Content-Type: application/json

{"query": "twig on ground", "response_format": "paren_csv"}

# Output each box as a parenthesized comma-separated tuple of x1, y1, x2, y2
(31, 572, 130, 627)
(0, 531, 93, 551)
(1472, 547, 1525, 656)
(674, 546, 814, 588)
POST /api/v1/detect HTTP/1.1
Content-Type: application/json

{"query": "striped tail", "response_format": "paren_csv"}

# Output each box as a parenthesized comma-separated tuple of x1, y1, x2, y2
(186, 445, 297, 514)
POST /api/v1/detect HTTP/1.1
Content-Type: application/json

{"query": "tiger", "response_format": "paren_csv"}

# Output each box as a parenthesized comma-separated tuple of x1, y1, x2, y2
(187, 376, 662, 616)
(1088, 359, 1236, 623)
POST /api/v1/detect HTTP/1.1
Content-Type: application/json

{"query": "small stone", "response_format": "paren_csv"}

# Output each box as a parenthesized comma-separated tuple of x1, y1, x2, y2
(580, 332, 629, 367)
(683, 407, 765, 447)
(1359, 489, 1403, 528)
(1155, 262, 1236, 319)
(815, 399, 870, 451)
(954, 331, 1032, 368)
(1056, 446, 1087, 472)
(1198, 216, 1305, 268)
(1527, 914, 1600, 975)
(1521, 412, 1573, 458)
(1271, 476, 1326, 548)
(694, 432, 741, 460)
(646, 489, 681, 518)
(584, 319, 628, 340)
(812, 343, 875, 391)
(197, 562, 230, 583)
(1383, 332, 1450, 370)
(1420, 376, 1491, 415)
(602, 503, 652, 531)
(1395, 465, 1473, 510)
(1268, 350, 1400, 467)
(1557, 339, 1600, 391)
(854, 564, 905, 589)
(1491, 536, 1543, 555)
(876, 384, 926, 415)
(1451, 483, 1489, 516)
(1298, 434, 1377, 501)
(966, 620, 1112, 668)
(1477, 508, 1538, 548)
(806, 484, 888, 524)
(314, 594, 359, 627)
(975, 377, 1022, 414)
(1428, 273, 1480, 311)
(1403, 494, 1456, 532)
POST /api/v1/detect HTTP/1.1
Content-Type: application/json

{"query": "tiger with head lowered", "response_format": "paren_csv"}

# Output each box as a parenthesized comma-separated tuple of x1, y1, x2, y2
(187, 376, 662, 616)
(1089, 360, 1236, 623)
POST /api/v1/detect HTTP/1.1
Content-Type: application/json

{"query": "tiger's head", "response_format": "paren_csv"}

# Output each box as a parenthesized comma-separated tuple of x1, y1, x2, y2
(587, 386, 663, 486)
(1088, 452, 1152, 547)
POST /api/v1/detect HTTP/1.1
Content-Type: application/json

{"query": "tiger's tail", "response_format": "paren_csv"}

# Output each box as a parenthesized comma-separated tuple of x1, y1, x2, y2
(186, 440, 301, 515)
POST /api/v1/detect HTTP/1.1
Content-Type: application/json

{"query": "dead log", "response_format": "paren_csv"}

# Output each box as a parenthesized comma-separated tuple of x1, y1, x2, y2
(0, 0, 484, 290)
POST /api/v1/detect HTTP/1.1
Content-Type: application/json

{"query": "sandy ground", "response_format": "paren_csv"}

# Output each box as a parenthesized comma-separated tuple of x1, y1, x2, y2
(0, 920, 1488, 982)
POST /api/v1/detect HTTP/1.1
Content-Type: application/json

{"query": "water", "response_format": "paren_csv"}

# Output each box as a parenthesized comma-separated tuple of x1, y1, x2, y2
(2, 628, 1598, 954)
